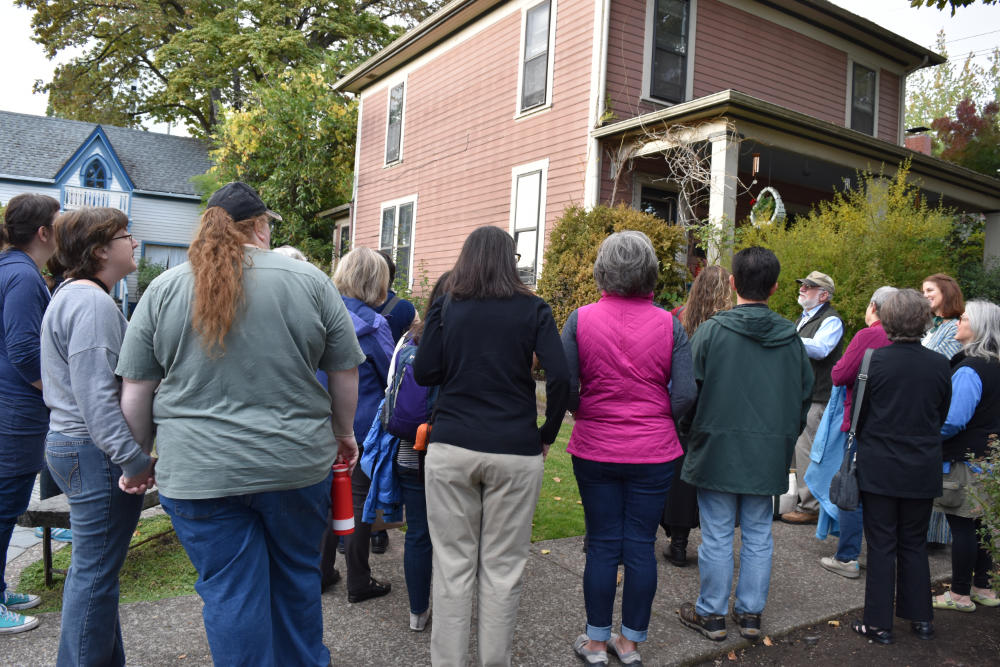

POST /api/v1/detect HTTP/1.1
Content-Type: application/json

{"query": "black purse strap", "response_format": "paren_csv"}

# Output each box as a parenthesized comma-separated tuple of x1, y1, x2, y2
(848, 348, 875, 437)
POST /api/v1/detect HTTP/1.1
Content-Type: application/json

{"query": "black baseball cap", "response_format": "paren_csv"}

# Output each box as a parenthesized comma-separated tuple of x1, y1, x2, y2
(207, 182, 283, 222)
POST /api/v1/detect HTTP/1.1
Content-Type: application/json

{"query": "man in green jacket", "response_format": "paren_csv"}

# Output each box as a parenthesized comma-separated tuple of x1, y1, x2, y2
(678, 247, 813, 643)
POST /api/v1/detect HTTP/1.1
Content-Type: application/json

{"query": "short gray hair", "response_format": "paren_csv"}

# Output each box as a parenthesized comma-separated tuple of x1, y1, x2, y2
(962, 299, 1000, 362)
(593, 231, 659, 297)
(273, 245, 308, 262)
(869, 285, 898, 314)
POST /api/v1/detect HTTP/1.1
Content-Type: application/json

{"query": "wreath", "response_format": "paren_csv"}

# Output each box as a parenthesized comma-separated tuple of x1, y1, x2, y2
(749, 187, 786, 227)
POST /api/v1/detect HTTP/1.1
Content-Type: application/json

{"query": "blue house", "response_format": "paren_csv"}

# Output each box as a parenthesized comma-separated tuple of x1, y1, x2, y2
(0, 111, 211, 310)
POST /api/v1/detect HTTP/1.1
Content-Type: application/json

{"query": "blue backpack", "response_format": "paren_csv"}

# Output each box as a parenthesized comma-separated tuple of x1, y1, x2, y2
(382, 343, 437, 441)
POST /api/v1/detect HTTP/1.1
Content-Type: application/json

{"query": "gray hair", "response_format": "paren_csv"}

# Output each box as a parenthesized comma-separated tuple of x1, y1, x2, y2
(869, 285, 898, 314)
(593, 231, 659, 297)
(273, 245, 308, 262)
(962, 299, 1000, 362)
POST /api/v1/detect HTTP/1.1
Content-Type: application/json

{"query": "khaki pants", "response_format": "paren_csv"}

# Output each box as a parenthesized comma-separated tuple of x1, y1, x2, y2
(793, 401, 825, 513)
(425, 442, 544, 667)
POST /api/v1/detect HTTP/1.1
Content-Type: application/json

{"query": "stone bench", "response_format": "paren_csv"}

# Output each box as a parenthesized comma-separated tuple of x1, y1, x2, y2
(16, 489, 160, 586)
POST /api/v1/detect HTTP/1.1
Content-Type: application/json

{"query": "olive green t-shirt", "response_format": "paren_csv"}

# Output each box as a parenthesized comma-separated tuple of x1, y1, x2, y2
(116, 248, 365, 499)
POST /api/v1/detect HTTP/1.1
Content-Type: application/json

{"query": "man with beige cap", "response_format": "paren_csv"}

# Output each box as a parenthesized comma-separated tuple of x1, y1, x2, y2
(781, 271, 844, 524)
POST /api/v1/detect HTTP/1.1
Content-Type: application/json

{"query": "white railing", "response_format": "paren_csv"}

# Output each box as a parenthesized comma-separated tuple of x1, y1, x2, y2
(63, 186, 130, 214)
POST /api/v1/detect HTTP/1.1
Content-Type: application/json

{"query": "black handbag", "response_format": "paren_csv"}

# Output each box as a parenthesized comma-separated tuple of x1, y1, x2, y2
(829, 348, 873, 512)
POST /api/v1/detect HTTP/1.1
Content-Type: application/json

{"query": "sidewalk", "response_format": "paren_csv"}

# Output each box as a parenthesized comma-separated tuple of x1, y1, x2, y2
(2, 519, 952, 666)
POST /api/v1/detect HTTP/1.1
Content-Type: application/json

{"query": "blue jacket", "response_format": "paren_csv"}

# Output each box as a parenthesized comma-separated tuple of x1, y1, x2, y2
(0, 249, 50, 475)
(375, 289, 416, 343)
(360, 399, 402, 524)
(342, 297, 394, 441)
(804, 385, 847, 540)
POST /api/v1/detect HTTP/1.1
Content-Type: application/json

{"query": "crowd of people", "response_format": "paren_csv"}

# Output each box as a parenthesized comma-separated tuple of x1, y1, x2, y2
(0, 181, 997, 666)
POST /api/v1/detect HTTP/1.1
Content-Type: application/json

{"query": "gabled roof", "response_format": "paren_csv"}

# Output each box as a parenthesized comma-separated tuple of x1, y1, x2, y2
(0, 111, 211, 197)
(334, 0, 945, 94)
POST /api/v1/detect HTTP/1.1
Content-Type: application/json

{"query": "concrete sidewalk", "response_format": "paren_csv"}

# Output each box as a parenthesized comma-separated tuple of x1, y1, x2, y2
(2, 520, 951, 666)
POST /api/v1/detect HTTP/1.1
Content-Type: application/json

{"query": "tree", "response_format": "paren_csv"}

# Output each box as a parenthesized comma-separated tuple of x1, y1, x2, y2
(910, 0, 997, 13)
(932, 98, 1000, 177)
(18, 0, 438, 136)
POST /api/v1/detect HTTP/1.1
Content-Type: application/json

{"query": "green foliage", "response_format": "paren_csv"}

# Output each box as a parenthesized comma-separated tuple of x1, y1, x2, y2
(537, 204, 689, 327)
(932, 99, 1000, 177)
(738, 163, 965, 339)
(136, 257, 167, 296)
(973, 434, 1000, 591)
(909, 0, 997, 13)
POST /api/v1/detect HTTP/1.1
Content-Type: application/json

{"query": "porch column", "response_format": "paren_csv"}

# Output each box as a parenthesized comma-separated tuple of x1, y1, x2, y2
(707, 130, 738, 264)
(986, 211, 1000, 266)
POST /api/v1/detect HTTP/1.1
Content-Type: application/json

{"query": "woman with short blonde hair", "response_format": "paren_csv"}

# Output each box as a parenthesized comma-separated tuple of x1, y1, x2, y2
(334, 247, 389, 308)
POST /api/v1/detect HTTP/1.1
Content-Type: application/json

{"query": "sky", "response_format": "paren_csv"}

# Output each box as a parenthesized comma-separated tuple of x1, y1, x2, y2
(0, 0, 997, 136)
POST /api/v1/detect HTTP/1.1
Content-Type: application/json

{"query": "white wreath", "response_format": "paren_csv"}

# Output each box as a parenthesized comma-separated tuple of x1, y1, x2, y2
(749, 187, 787, 227)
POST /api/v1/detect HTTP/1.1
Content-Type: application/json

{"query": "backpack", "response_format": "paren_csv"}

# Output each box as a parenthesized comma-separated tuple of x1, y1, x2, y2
(382, 342, 437, 441)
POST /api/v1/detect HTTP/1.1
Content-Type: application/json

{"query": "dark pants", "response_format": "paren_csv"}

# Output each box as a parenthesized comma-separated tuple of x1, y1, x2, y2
(345, 463, 374, 594)
(0, 472, 37, 597)
(399, 468, 432, 614)
(945, 514, 993, 596)
(861, 491, 933, 629)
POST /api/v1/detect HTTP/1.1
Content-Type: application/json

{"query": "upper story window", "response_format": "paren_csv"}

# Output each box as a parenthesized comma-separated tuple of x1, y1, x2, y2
(519, 1, 553, 113)
(649, 0, 691, 104)
(849, 63, 877, 136)
(385, 82, 405, 164)
(380, 197, 415, 286)
(83, 158, 109, 189)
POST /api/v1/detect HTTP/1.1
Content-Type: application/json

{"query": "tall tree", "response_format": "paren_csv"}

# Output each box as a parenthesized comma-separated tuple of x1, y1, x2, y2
(910, 0, 997, 14)
(19, 0, 437, 136)
(931, 98, 1000, 177)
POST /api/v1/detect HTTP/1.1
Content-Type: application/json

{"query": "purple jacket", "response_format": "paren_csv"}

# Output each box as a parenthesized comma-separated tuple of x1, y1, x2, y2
(567, 293, 686, 464)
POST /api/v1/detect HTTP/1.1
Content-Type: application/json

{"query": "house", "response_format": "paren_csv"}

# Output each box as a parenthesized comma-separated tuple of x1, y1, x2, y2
(335, 0, 1000, 288)
(0, 111, 211, 310)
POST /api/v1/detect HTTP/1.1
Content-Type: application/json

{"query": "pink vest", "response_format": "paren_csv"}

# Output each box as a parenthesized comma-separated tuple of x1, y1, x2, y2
(567, 294, 682, 464)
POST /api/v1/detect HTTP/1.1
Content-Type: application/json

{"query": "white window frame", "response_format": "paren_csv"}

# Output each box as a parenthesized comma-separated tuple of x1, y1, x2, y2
(642, 0, 697, 106)
(383, 78, 407, 166)
(508, 159, 549, 286)
(379, 194, 418, 288)
(514, 0, 558, 118)
(845, 59, 879, 137)
(632, 174, 681, 221)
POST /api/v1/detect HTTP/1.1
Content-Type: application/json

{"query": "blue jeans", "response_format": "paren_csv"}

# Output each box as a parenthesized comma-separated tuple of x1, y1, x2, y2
(835, 501, 864, 562)
(45, 433, 144, 667)
(161, 473, 332, 667)
(573, 456, 673, 643)
(695, 489, 773, 617)
(398, 468, 432, 615)
(0, 471, 37, 599)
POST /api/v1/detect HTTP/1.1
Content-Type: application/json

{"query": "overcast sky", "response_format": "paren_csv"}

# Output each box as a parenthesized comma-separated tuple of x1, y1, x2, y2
(0, 0, 997, 135)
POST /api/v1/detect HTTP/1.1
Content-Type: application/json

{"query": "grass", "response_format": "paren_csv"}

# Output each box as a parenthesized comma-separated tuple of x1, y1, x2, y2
(16, 422, 584, 609)
(17, 514, 198, 613)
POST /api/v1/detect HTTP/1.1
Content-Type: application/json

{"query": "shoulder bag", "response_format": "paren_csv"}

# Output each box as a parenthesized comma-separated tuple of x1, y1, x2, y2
(829, 348, 874, 512)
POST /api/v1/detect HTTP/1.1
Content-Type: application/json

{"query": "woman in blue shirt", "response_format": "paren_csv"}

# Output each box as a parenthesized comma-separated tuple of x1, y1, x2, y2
(0, 193, 59, 634)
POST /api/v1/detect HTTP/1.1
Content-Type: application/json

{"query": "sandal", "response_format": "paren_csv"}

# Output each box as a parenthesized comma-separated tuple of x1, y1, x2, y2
(932, 591, 977, 612)
(851, 620, 893, 645)
(970, 590, 1000, 608)
(607, 634, 642, 666)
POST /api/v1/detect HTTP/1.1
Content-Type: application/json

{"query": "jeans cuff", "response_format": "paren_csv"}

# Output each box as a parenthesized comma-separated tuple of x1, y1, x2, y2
(586, 623, 612, 641)
(620, 623, 647, 643)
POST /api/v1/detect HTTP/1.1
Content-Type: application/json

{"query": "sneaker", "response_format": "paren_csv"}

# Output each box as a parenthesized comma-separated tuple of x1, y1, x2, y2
(410, 609, 431, 632)
(607, 633, 642, 665)
(4, 592, 41, 611)
(572, 634, 608, 665)
(0, 606, 39, 634)
(678, 602, 727, 641)
(820, 556, 860, 579)
(33, 527, 73, 542)
(730, 609, 762, 641)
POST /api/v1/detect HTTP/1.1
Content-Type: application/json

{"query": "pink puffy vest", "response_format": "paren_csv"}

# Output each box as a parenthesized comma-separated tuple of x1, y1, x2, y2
(566, 293, 682, 464)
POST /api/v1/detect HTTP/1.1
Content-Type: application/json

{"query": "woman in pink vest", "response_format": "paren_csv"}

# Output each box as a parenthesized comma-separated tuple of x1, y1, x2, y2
(564, 231, 696, 666)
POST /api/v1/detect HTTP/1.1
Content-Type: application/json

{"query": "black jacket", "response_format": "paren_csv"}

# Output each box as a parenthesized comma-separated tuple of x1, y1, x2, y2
(856, 342, 952, 499)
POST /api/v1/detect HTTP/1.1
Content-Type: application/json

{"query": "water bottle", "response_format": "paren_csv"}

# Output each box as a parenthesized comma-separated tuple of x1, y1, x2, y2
(331, 463, 354, 535)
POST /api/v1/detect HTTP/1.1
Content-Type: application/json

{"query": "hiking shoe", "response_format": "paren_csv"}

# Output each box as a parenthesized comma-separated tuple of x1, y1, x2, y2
(0, 606, 39, 634)
(678, 602, 726, 641)
(4, 592, 41, 611)
(731, 609, 762, 641)
(779, 510, 818, 525)
(607, 633, 642, 665)
(820, 556, 860, 579)
(410, 609, 431, 632)
(572, 634, 608, 665)
(34, 527, 72, 542)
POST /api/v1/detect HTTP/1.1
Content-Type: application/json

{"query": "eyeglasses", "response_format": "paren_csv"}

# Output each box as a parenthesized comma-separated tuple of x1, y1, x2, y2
(111, 234, 133, 242)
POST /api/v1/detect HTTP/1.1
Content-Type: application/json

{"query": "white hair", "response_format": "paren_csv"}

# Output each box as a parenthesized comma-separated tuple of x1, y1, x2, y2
(273, 245, 308, 262)
(962, 299, 1000, 362)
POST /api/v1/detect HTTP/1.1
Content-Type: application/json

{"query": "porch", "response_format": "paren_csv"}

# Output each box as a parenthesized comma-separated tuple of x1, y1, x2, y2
(62, 185, 130, 215)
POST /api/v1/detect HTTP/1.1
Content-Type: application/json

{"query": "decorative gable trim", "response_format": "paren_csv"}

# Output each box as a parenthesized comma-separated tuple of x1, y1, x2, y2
(53, 126, 135, 191)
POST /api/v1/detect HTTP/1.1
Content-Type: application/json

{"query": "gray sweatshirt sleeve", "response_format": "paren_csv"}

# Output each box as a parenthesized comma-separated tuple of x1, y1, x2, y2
(669, 315, 697, 420)
(560, 310, 581, 412)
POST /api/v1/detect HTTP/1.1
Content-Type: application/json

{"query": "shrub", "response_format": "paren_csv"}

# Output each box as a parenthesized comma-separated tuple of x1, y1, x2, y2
(973, 434, 1000, 591)
(738, 164, 965, 339)
(537, 204, 688, 327)
(137, 257, 167, 297)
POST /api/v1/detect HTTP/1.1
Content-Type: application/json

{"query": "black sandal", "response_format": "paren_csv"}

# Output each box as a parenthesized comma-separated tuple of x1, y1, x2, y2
(851, 620, 893, 645)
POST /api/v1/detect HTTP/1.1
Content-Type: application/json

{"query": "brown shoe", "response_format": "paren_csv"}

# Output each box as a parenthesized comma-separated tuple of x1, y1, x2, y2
(780, 510, 818, 525)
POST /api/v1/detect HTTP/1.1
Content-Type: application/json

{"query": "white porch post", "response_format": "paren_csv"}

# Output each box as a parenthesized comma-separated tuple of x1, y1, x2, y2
(985, 211, 1000, 266)
(707, 130, 738, 264)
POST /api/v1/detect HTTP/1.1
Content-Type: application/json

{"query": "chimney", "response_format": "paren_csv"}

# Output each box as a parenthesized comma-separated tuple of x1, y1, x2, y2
(905, 127, 932, 155)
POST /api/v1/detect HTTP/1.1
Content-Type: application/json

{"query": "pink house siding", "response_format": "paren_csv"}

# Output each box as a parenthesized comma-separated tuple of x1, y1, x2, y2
(605, 0, 658, 120)
(353, 2, 594, 288)
(878, 69, 900, 144)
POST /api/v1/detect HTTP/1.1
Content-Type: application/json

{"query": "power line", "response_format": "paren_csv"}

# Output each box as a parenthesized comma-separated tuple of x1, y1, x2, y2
(945, 29, 1000, 44)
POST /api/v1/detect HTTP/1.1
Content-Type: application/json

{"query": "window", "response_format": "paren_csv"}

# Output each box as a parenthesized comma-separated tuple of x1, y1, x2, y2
(509, 160, 548, 286)
(639, 185, 678, 223)
(520, 1, 552, 112)
(850, 63, 877, 135)
(379, 198, 415, 286)
(83, 158, 109, 189)
(336, 223, 351, 259)
(143, 243, 188, 269)
(649, 0, 690, 103)
(385, 82, 405, 164)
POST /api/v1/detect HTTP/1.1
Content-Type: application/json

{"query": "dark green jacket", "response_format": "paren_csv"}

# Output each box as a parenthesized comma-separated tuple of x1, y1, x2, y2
(681, 304, 814, 495)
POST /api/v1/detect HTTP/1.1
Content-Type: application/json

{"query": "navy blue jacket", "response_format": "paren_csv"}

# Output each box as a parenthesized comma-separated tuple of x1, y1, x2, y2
(375, 290, 416, 343)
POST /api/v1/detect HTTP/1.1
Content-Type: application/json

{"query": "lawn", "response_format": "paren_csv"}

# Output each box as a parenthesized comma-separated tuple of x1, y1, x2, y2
(17, 422, 583, 610)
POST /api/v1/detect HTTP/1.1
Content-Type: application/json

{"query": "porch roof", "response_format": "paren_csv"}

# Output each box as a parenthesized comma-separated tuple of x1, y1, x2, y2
(593, 89, 1000, 210)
